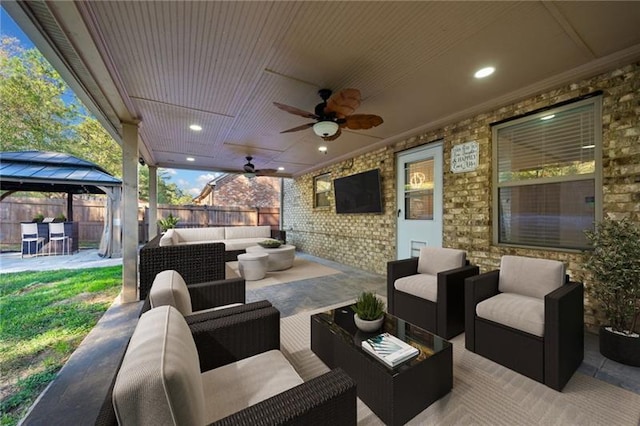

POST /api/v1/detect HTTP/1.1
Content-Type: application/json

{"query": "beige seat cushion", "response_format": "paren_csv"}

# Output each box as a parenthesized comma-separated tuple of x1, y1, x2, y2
(149, 270, 193, 315)
(394, 273, 438, 302)
(476, 292, 545, 337)
(113, 306, 206, 426)
(499, 256, 565, 299)
(202, 349, 304, 423)
(417, 247, 466, 276)
(224, 238, 270, 251)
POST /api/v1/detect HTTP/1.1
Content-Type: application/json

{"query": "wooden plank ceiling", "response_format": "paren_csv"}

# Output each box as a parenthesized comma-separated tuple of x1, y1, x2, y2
(9, 1, 640, 176)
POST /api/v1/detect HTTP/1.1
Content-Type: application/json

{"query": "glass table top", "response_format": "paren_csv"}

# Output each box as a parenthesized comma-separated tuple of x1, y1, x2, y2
(311, 303, 452, 372)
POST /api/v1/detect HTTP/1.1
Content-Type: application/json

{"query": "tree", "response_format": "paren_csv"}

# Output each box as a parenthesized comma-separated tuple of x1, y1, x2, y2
(0, 37, 77, 152)
(138, 167, 193, 205)
(1, 36, 191, 205)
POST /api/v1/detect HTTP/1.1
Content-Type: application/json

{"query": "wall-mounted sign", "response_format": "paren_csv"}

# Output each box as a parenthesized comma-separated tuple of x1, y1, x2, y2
(451, 141, 479, 173)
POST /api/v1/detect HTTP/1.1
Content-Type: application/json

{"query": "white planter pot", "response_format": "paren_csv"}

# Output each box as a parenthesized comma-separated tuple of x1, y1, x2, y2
(354, 314, 383, 333)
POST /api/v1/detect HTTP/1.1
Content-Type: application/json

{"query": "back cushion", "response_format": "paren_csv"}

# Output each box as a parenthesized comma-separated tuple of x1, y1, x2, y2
(149, 270, 193, 315)
(224, 226, 271, 240)
(499, 255, 565, 299)
(113, 306, 206, 426)
(159, 229, 175, 247)
(417, 247, 466, 275)
(177, 227, 225, 242)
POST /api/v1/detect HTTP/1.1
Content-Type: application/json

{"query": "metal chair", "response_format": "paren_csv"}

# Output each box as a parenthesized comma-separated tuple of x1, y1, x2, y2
(48, 222, 70, 255)
(21, 223, 44, 258)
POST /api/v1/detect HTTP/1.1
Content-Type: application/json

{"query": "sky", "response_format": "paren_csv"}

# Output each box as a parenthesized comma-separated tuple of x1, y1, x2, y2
(0, 7, 214, 198)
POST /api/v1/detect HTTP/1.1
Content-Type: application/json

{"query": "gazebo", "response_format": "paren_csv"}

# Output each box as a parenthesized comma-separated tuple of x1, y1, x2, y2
(0, 151, 123, 257)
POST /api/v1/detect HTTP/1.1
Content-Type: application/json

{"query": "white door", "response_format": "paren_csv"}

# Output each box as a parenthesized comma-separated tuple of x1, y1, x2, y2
(396, 142, 443, 259)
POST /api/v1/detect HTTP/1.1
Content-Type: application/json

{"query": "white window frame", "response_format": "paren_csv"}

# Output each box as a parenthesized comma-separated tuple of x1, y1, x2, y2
(313, 173, 332, 209)
(492, 95, 603, 250)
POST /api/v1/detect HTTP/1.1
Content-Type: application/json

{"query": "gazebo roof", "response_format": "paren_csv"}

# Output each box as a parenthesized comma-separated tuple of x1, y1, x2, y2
(0, 151, 121, 194)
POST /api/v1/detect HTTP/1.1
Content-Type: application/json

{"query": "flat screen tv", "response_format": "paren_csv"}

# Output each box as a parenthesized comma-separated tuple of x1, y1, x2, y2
(333, 169, 383, 214)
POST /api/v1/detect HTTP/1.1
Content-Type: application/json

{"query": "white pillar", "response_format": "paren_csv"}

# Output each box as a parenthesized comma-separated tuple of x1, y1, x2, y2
(121, 121, 140, 303)
(148, 165, 158, 240)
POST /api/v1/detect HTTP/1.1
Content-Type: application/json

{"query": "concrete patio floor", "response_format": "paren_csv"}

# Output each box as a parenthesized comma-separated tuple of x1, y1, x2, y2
(3, 248, 639, 425)
(0, 249, 123, 273)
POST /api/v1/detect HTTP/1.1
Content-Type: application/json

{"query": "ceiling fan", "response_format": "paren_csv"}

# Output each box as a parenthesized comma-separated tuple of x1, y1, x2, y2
(274, 88, 383, 141)
(242, 156, 277, 178)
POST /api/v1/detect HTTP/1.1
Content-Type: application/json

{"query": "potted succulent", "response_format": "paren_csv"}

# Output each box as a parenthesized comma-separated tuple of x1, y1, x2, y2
(352, 291, 385, 332)
(583, 218, 640, 366)
(158, 213, 180, 233)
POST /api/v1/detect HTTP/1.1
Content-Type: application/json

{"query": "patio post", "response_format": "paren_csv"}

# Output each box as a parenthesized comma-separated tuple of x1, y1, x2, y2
(121, 121, 140, 303)
(148, 165, 158, 240)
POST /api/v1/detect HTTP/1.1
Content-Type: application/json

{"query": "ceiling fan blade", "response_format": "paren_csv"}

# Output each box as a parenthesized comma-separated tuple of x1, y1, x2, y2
(256, 168, 278, 176)
(322, 127, 342, 141)
(273, 102, 318, 119)
(244, 164, 255, 173)
(325, 88, 361, 118)
(280, 122, 315, 134)
(344, 114, 383, 130)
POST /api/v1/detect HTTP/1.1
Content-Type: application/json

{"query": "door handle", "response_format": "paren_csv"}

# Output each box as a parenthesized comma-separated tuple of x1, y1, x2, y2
(397, 209, 401, 217)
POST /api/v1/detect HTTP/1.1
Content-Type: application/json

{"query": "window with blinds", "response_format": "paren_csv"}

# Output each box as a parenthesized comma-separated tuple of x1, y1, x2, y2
(492, 96, 601, 249)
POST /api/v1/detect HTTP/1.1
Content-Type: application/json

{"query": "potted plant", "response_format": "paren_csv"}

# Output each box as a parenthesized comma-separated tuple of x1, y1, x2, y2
(352, 291, 385, 332)
(583, 217, 640, 366)
(158, 213, 180, 233)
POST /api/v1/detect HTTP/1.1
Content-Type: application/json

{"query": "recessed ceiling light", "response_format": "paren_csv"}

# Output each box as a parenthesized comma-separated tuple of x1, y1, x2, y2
(189, 124, 202, 131)
(318, 146, 328, 153)
(540, 114, 555, 121)
(186, 157, 195, 162)
(474, 66, 495, 79)
(581, 144, 595, 149)
(277, 166, 285, 171)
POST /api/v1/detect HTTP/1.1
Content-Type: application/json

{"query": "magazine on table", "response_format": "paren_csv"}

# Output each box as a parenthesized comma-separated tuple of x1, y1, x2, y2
(361, 332, 419, 367)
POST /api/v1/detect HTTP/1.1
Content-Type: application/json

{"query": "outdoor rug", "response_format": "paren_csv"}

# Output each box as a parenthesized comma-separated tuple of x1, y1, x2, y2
(280, 304, 640, 425)
(227, 257, 341, 289)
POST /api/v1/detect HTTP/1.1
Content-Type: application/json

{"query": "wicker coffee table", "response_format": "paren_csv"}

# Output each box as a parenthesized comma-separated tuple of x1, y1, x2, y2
(311, 304, 452, 425)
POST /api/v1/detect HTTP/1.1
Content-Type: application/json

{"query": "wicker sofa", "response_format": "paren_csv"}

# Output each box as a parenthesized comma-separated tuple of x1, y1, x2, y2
(159, 225, 286, 261)
(139, 239, 232, 301)
(113, 305, 357, 425)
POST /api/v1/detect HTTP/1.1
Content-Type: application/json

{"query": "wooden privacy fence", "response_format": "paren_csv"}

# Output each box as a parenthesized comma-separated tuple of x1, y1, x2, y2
(0, 197, 280, 246)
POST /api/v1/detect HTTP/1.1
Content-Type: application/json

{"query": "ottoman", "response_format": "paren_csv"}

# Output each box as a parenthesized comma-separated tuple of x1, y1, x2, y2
(245, 245, 296, 271)
(237, 253, 269, 281)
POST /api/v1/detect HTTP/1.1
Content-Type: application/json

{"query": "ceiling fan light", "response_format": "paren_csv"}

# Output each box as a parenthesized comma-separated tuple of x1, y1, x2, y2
(313, 121, 339, 137)
(244, 172, 256, 179)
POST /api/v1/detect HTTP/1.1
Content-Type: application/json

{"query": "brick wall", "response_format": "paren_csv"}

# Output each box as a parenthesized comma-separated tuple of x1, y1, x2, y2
(283, 61, 640, 329)
(213, 174, 281, 208)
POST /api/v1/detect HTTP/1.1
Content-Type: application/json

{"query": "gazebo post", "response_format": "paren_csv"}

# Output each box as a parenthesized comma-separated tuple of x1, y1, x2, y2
(66, 192, 73, 221)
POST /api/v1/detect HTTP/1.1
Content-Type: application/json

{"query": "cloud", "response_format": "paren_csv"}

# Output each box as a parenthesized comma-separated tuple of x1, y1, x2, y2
(188, 187, 201, 196)
(177, 179, 190, 187)
(197, 173, 217, 185)
(161, 168, 177, 175)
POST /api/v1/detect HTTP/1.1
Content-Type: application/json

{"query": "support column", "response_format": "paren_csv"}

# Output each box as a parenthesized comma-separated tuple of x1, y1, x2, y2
(148, 165, 158, 240)
(121, 121, 140, 303)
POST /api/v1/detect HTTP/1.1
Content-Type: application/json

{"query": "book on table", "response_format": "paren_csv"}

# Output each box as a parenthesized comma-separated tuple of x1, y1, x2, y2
(361, 332, 419, 367)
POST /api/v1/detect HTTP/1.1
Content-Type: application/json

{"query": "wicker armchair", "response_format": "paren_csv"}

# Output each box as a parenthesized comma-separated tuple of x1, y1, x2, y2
(149, 269, 272, 324)
(139, 236, 227, 300)
(113, 306, 357, 425)
(465, 255, 584, 391)
(387, 247, 479, 339)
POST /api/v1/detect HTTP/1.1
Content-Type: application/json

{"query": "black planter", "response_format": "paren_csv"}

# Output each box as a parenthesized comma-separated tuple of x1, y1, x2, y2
(599, 326, 640, 367)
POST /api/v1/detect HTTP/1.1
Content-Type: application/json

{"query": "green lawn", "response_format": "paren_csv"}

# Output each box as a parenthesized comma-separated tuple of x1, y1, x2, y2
(0, 266, 122, 426)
